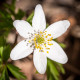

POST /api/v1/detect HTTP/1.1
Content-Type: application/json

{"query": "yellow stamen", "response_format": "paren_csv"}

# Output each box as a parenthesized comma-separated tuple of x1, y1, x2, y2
(29, 40, 31, 43)
(48, 34, 51, 36)
(45, 36, 48, 38)
(48, 43, 53, 46)
(33, 31, 53, 54)
(46, 48, 50, 49)
(40, 31, 43, 34)
(47, 51, 49, 53)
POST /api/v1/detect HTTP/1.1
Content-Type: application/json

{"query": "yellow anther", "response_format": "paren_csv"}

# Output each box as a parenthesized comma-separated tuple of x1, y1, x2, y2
(45, 31, 47, 32)
(35, 45, 37, 48)
(39, 50, 41, 52)
(39, 47, 42, 50)
(50, 37, 53, 40)
(35, 34, 37, 35)
(42, 50, 44, 52)
(35, 42, 37, 48)
(48, 43, 53, 46)
(47, 51, 49, 53)
(44, 33, 46, 35)
(48, 37, 53, 41)
(41, 48, 43, 49)
(46, 48, 50, 49)
(40, 31, 43, 34)
(48, 34, 51, 36)
(45, 36, 48, 38)
(42, 35, 44, 37)
(37, 46, 39, 48)
(29, 40, 31, 43)
(45, 45, 46, 47)
(34, 37, 36, 41)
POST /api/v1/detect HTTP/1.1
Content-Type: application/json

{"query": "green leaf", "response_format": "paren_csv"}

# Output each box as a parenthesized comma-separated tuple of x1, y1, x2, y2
(49, 74, 55, 80)
(15, 9, 25, 19)
(54, 62, 65, 74)
(0, 66, 9, 80)
(0, 37, 6, 47)
(58, 64, 65, 74)
(46, 23, 49, 28)
(26, 12, 34, 24)
(0, 68, 5, 80)
(12, 0, 16, 6)
(0, 46, 3, 57)
(5, 67, 10, 80)
(7, 64, 27, 80)
(47, 59, 59, 80)
(2, 45, 11, 62)
(59, 43, 66, 48)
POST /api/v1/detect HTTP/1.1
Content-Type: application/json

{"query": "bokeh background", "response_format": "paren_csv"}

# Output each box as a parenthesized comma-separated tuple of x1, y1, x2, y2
(0, 0, 80, 80)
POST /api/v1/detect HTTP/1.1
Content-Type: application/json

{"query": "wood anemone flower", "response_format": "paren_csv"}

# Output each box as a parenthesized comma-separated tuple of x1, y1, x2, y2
(10, 4, 70, 74)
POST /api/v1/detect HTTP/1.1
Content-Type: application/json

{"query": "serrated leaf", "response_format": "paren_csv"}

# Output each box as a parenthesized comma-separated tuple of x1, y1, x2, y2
(7, 64, 26, 80)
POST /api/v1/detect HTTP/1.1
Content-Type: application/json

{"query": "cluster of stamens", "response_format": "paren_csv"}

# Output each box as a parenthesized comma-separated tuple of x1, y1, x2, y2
(25, 30, 53, 54)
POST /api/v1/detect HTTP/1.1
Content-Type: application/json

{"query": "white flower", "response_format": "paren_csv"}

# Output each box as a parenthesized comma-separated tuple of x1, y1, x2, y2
(10, 4, 70, 74)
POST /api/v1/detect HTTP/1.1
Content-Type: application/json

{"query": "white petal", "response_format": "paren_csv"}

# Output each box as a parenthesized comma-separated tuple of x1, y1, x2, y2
(33, 49, 47, 74)
(45, 20, 70, 39)
(32, 4, 46, 32)
(13, 20, 34, 38)
(10, 40, 34, 60)
(46, 41, 68, 64)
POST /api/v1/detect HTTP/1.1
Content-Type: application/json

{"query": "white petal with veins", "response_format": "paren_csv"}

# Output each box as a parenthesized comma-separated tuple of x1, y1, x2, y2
(32, 4, 46, 32)
(10, 40, 34, 60)
(45, 41, 68, 64)
(33, 49, 47, 74)
(45, 20, 70, 39)
(13, 20, 34, 38)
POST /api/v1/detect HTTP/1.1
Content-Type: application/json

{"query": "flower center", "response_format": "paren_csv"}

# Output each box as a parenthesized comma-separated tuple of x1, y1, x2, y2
(27, 31, 53, 53)
(36, 35, 45, 44)
(32, 31, 53, 53)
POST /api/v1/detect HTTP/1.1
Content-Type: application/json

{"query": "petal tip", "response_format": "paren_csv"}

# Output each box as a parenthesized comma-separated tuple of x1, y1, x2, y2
(10, 51, 18, 60)
(13, 20, 20, 27)
(13, 20, 26, 27)
(35, 4, 42, 10)
(37, 69, 46, 74)
(39, 71, 45, 74)
(63, 20, 70, 29)
(61, 56, 68, 64)
(36, 4, 42, 7)
(10, 53, 16, 60)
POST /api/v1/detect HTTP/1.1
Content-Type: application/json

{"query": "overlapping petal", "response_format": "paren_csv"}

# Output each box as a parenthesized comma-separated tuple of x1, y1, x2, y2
(45, 20, 70, 39)
(33, 49, 47, 74)
(13, 20, 34, 38)
(10, 40, 34, 60)
(32, 4, 46, 32)
(45, 41, 68, 64)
